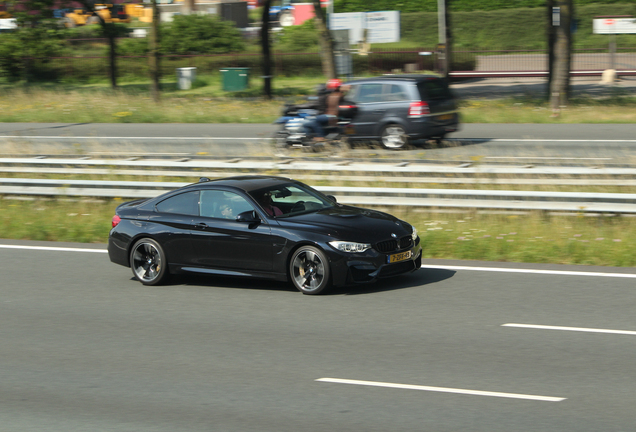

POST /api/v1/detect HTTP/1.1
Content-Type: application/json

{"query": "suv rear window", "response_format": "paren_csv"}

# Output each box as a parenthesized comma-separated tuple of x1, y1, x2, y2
(417, 78, 453, 100)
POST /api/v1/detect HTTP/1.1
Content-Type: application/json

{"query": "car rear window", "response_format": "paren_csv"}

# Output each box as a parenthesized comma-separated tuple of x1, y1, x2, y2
(416, 78, 453, 100)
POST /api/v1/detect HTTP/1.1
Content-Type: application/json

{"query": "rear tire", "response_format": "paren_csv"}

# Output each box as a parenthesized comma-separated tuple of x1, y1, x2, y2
(380, 124, 408, 150)
(130, 238, 168, 286)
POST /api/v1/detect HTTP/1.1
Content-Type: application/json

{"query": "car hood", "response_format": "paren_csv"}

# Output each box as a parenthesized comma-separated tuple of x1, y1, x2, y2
(279, 205, 413, 242)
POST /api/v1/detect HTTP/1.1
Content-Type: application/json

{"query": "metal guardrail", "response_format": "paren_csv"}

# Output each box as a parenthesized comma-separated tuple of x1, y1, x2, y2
(2, 178, 636, 213)
(2, 153, 636, 214)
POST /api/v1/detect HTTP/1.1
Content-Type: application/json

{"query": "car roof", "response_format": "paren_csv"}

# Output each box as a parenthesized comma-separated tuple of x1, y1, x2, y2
(187, 175, 296, 193)
(347, 74, 444, 84)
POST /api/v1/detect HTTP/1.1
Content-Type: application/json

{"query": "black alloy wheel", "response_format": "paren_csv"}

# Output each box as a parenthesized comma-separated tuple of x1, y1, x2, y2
(289, 246, 331, 295)
(130, 238, 168, 286)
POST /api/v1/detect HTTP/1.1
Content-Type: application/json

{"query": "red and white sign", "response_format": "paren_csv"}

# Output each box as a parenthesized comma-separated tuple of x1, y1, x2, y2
(594, 17, 636, 34)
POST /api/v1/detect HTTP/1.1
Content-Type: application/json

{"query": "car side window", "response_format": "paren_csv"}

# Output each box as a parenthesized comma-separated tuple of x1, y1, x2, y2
(155, 191, 199, 216)
(355, 83, 384, 103)
(383, 84, 409, 102)
(200, 190, 255, 220)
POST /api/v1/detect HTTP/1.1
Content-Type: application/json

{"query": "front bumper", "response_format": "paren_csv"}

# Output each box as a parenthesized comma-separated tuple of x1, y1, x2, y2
(329, 240, 423, 286)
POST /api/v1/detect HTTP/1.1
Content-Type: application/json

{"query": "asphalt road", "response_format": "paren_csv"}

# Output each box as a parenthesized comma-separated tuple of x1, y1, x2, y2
(2, 122, 636, 163)
(2, 239, 636, 432)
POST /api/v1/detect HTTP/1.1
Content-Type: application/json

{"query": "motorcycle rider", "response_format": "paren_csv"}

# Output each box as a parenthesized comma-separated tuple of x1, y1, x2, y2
(304, 78, 349, 141)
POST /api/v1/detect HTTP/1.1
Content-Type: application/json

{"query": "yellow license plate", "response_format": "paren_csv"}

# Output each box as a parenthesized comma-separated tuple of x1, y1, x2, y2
(388, 250, 412, 264)
(438, 114, 453, 121)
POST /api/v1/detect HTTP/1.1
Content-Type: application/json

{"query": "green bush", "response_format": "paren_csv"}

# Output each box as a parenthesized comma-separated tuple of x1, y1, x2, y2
(117, 37, 150, 56)
(62, 23, 130, 40)
(0, 23, 68, 81)
(335, 0, 632, 13)
(275, 19, 319, 51)
(161, 14, 246, 54)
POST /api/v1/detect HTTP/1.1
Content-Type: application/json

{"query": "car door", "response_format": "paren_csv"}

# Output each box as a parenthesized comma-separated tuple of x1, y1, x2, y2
(190, 189, 274, 272)
(150, 190, 200, 266)
(348, 82, 386, 137)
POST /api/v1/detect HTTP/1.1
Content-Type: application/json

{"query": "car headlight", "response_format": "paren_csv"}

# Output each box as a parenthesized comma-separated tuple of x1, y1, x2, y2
(329, 241, 371, 253)
(411, 226, 418, 241)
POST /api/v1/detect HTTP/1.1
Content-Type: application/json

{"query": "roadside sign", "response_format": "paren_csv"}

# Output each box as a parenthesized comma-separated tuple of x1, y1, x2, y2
(330, 11, 399, 44)
(593, 17, 636, 34)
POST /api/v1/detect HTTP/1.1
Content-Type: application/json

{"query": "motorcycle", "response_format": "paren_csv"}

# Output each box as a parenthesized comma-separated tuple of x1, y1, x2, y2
(273, 102, 357, 152)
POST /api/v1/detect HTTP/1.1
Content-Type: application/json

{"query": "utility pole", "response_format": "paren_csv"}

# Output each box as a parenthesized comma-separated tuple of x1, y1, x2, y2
(437, 0, 451, 79)
(549, 0, 573, 116)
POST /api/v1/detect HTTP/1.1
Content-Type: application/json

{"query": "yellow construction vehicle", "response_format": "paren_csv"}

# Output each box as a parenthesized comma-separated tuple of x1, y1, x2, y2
(62, 4, 131, 28)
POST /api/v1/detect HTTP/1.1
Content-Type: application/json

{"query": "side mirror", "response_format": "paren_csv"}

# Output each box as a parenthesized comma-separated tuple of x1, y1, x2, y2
(326, 195, 338, 204)
(236, 210, 260, 224)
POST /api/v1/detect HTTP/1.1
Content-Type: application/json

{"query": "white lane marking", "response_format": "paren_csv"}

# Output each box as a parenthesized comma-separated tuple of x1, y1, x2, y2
(316, 378, 565, 402)
(1, 136, 636, 143)
(503, 323, 636, 336)
(0, 136, 267, 141)
(486, 156, 613, 160)
(0, 244, 107, 253)
(420, 264, 636, 279)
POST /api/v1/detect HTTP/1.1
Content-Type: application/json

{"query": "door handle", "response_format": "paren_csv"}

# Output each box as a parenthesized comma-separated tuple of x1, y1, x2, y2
(195, 222, 208, 228)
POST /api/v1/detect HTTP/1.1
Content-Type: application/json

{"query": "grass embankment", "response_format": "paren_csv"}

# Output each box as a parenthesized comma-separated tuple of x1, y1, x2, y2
(1, 199, 635, 267)
(2, 83, 636, 124)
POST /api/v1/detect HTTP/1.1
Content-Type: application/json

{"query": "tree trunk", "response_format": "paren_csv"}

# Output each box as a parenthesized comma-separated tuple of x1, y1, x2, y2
(443, 0, 452, 80)
(312, 0, 336, 79)
(549, 0, 572, 116)
(261, 0, 272, 99)
(76, 1, 117, 89)
(547, 0, 555, 98)
(108, 27, 117, 89)
(184, 0, 196, 14)
(149, 0, 161, 102)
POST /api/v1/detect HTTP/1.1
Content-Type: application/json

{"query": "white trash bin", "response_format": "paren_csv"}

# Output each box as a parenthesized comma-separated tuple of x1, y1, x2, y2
(176, 67, 197, 90)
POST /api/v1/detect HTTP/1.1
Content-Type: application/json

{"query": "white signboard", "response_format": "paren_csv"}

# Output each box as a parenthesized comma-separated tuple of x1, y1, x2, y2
(365, 11, 400, 43)
(330, 11, 400, 44)
(593, 17, 636, 34)
(330, 12, 365, 44)
(0, 18, 17, 31)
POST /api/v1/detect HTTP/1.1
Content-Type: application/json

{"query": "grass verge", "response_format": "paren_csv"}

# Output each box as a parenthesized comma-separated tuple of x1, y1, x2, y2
(1, 198, 635, 268)
(2, 79, 636, 124)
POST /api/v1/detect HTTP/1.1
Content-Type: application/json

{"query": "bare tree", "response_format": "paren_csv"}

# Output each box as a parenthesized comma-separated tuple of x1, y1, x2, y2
(148, 0, 161, 102)
(549, 0, 573, 116)
(312, 0, 336, 79)
(260, 0, 272, 99)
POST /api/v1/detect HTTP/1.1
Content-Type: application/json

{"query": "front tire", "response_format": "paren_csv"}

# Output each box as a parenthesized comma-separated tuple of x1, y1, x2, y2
(289, 246, 331, 295)
(130, 238, 168, 286)
(380, 124, 408, 150)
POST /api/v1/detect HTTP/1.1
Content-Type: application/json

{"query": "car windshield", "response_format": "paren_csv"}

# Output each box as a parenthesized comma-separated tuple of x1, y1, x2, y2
(249, 183, 335, 217)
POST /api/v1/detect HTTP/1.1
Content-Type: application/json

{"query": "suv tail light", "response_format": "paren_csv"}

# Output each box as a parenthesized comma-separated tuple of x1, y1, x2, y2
(112, 215, 121, 228)
(408, 101, 430, 118)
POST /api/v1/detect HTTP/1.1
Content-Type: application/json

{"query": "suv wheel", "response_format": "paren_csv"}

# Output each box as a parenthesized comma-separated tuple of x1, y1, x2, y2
(381, 124, 408, 150)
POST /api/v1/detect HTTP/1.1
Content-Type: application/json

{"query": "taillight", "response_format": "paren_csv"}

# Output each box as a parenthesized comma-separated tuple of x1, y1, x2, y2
(112, 215, 121, 228)
(408, 101, 430, 118)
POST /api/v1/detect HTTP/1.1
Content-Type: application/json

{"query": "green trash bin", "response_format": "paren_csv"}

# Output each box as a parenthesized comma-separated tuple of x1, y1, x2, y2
(220, 67, 250, 91)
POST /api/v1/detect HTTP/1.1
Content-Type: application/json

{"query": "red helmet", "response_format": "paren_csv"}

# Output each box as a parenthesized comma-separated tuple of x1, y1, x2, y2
(326, 78, 343, 90)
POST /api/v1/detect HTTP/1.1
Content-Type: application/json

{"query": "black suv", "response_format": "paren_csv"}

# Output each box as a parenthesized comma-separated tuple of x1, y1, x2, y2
(343, 74, 459, 150)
